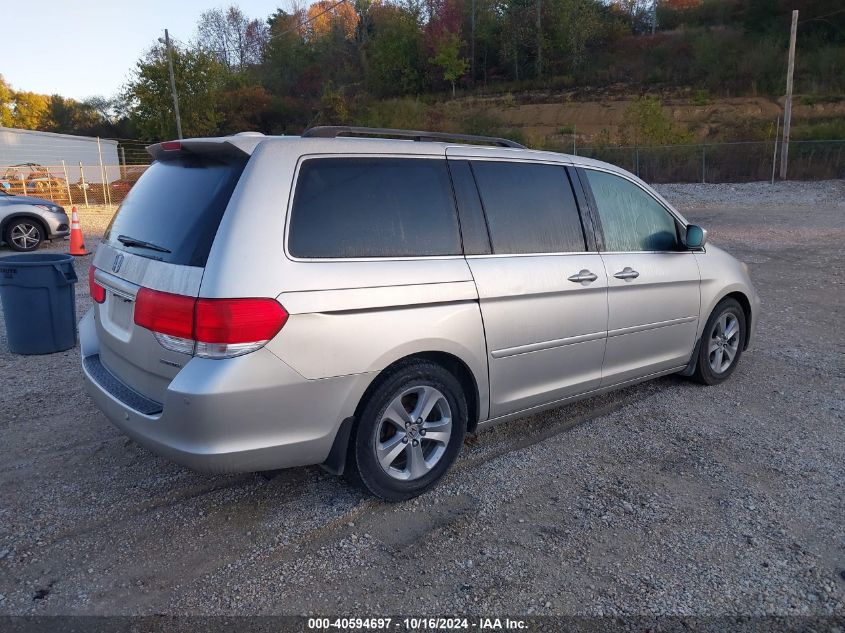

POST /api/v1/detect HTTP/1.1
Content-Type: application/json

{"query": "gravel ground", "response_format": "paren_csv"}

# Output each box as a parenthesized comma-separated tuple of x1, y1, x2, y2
(0, 181, 843, 617)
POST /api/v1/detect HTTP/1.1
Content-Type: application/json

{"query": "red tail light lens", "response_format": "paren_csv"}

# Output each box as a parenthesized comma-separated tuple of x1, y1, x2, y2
(195, 298, 288, 344)
(133, 288, 288, 358)
(160, 140, 182, 151)
(88, 266, 106, 303)
(134, 288, 195, 340)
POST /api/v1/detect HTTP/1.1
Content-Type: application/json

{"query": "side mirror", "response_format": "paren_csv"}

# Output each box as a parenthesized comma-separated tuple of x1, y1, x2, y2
(685, 224, 708, 249)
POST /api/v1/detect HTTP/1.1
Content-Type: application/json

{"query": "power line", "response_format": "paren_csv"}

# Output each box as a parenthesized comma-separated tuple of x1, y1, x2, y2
(798, 8, 845, 23)
(269, 0, 350, 40)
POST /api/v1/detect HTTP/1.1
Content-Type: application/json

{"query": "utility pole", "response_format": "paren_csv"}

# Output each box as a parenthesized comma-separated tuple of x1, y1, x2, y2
(652, 0, 657, 34)
(780, 10, 798, 180)
(161, 29, 183, 139)
(470, 0, 476, 84)
(536, 0, 542, 78)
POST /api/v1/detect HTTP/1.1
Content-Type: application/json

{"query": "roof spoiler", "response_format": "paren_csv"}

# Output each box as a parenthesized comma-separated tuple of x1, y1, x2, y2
(146, 138, 254, 161)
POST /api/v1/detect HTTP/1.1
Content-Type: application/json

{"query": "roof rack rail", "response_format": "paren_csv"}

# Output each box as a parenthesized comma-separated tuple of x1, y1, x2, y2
(301, 126, 526, 149)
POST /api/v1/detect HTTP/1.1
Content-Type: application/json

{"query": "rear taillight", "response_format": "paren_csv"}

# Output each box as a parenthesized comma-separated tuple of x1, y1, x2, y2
(133, 288, 288, 359)
(134, 288, 194, 339)
(88, 266, 105, 303)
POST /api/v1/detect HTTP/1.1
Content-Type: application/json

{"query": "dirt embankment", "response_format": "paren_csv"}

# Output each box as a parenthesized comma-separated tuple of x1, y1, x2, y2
(454, 93, 845, 144)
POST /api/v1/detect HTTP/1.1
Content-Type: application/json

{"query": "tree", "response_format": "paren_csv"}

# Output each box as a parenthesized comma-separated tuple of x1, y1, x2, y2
(618, 95, 692, 145)
(0, 75, 13, 127)
(430, 31, 468, 97)
(123, 41, 227, 140)
(197, 6, 269, 71)
(546, 0, 603, 72)
(367, 3, 426, 97)
(307, 0, 359, 40)
(10, 92, 50, 130)
(218, 84, 272, 133)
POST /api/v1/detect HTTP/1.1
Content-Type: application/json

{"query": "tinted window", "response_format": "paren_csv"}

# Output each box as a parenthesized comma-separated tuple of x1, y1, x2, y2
(289, 158, 461, 258)
(448, 160, 491, 255)
(584, 170, 680, 252)
(104, 156, 245, 267)
(471, 161, 585, 254)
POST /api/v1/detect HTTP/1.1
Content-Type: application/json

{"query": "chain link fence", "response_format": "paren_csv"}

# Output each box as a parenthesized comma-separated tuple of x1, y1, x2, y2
(1, 138, 842, 209)
(0, 135, 152, 208)
(0, 162, 149, 207)
(574, 140, 845, 184)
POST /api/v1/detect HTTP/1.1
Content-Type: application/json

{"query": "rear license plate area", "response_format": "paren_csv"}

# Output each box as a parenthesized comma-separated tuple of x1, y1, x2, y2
(107, 291, 134, 330)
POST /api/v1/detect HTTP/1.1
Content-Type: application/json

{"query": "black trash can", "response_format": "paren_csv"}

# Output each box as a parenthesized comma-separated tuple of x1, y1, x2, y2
(0, 253, 78, 354)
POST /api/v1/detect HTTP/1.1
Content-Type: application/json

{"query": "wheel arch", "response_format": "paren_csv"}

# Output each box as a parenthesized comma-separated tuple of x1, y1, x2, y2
(321, 350, 482, 476)
(719, 290, 753, 351)
(682, 289, 754, 378)
(1, 213, 49, 245)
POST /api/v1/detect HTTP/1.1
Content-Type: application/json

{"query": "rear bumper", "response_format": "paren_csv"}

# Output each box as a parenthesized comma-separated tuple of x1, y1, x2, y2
(79, 309, 372, 473)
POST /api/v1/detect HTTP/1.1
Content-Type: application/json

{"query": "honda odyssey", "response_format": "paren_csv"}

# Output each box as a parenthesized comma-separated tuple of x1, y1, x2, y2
(80, 127, 760, 500)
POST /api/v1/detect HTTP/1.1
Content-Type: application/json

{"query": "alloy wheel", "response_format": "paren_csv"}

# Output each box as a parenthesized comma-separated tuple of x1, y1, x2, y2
(375, 386, 453, 481)
(10, 222, 41, 250)
(708, 311, 740, 374)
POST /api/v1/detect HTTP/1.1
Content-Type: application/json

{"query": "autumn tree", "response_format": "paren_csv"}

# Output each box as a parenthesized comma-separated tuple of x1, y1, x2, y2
(123, 41, 227, 140)
(218, 84, 272, 133)
(307, 0, 359, 40)
(197, 6, 269, 71)
(0, 75, 14, 127)
(9, 92, 50, 129)
(546, 0, 603, 72)
(430, 31, 468, 97)
(367, 3, 426, 97)
(618, 95, 692, 145)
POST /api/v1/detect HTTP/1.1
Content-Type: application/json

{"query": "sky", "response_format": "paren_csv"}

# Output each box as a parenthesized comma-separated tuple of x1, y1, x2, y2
(0, 0, 291, 102)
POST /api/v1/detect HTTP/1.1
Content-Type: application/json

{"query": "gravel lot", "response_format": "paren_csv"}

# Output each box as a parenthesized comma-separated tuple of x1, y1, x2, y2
(0, 182, 843, 617)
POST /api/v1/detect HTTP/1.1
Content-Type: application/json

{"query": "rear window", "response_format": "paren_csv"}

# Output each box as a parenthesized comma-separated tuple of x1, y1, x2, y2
(288, 157, 461, 258)
(471, 161, 586, 254)
(104, 156, 246, 266)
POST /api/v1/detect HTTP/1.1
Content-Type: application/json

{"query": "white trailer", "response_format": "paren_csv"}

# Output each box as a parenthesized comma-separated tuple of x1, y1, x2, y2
(0, 127, 120, 184)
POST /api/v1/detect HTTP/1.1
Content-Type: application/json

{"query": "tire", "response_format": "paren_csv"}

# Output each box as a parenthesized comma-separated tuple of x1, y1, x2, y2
(5, 218, 44, 252)
(691, 298, 746, 386)
(347, 359, 467, 501)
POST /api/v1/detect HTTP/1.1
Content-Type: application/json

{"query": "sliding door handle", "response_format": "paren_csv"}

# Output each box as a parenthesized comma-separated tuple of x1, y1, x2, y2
(568, 269, 598, 284)
(613, 267, 640, 280)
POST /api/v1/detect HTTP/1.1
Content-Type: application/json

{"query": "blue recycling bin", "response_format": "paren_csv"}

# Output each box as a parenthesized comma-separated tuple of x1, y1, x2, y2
(0, 253, 78, 354)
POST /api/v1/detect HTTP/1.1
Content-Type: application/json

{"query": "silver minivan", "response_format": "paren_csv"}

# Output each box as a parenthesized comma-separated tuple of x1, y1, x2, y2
(81, 127, 760, 500)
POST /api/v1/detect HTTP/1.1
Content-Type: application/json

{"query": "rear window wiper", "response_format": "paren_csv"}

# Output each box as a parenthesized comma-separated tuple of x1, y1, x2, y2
(117, 234, 172, 254)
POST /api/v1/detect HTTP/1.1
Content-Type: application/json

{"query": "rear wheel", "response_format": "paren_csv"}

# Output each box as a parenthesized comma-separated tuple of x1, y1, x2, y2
(691, 298, 746, 385)
(347, 360, 467, 501)
(6, 218, 44, 252)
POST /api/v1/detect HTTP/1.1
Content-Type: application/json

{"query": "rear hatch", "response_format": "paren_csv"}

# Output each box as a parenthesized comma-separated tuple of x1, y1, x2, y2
(89, 145, 248, 404)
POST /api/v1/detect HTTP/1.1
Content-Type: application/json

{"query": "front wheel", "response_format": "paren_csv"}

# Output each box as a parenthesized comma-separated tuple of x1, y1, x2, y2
(691, 298, 747, 385)
(347, 360, 467, 501)
(6, 218, 44, 252)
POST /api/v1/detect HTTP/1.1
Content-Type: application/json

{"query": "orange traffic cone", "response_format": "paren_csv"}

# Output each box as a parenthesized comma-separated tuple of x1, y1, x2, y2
(68, 206, 90, 256)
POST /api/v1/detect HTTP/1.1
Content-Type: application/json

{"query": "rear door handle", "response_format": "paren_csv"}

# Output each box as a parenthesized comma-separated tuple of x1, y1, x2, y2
(568, 269, 598, 284)
(613, 267, 640, 280)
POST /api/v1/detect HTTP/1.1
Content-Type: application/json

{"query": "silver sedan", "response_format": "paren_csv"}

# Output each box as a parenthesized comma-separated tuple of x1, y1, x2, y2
(0, 189, 70, 251)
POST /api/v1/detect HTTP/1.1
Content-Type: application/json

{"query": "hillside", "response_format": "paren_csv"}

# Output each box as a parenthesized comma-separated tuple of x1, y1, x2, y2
(477, 94, 845, 145)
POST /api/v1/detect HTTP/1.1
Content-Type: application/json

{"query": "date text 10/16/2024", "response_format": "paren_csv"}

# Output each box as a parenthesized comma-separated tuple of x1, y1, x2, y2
(307, 617, 529, 630)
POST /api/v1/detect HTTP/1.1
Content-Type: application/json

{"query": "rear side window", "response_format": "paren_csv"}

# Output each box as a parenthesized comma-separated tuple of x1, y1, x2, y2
(288, 157, 461, 258)
(104, 156, 246, 267)
(471, 161, 585, 254)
